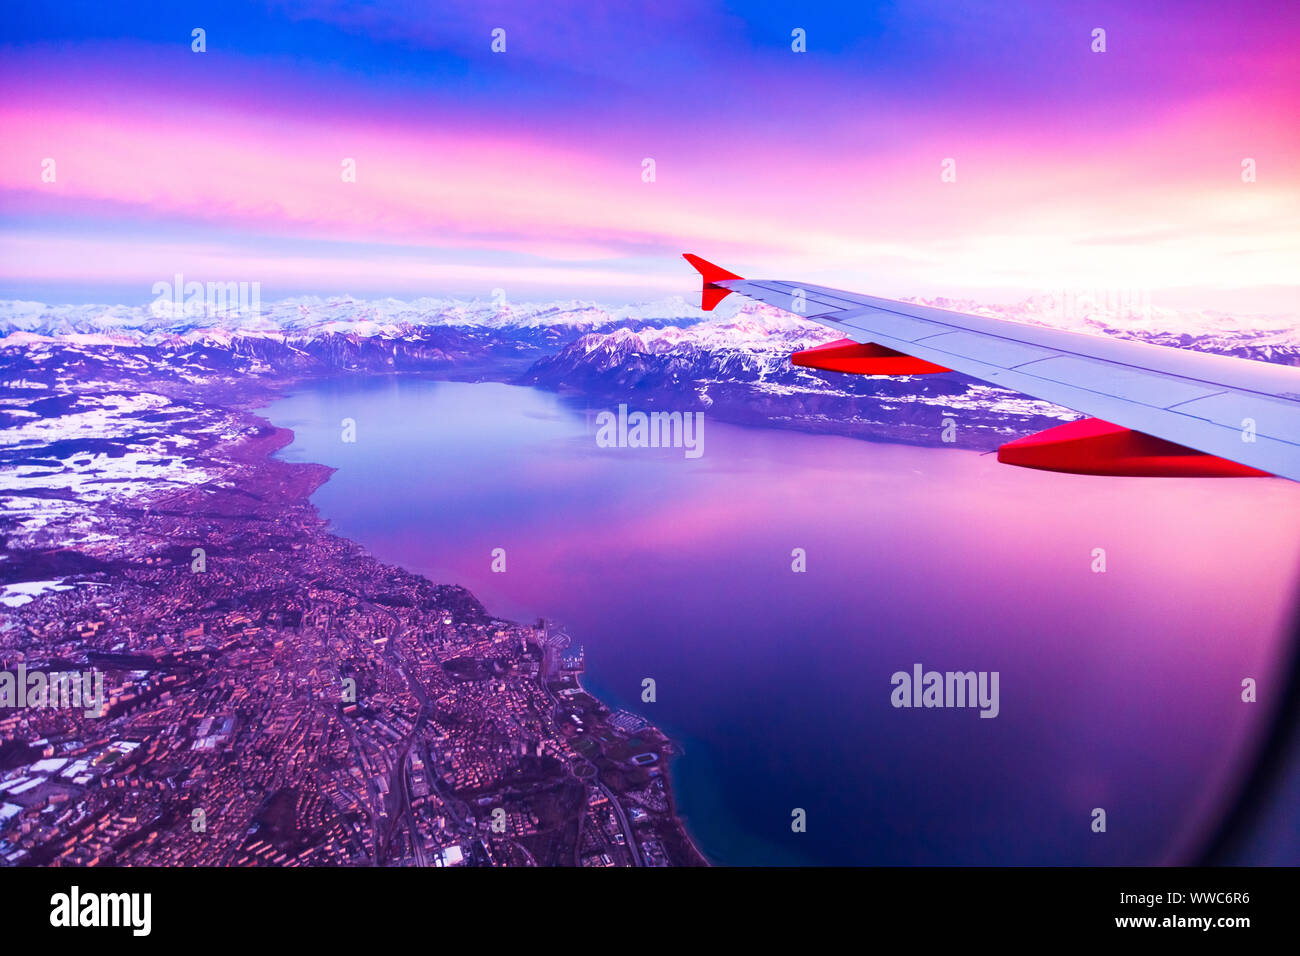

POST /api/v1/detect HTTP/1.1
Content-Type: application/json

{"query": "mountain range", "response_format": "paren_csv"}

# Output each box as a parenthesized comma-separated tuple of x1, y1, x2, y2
(4, 293, 1297, 453)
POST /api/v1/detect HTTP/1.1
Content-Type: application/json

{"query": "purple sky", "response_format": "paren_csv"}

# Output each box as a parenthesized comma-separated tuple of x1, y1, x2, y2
(2, 0, 1297, 311)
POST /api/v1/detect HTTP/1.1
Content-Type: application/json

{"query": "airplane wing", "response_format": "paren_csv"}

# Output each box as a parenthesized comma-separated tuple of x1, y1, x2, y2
(683, 254, 1300, 481)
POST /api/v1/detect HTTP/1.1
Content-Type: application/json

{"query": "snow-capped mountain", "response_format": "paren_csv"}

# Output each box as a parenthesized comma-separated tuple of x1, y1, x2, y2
(517, 299, 1300, 449)
(3, 292, 1296, 455)
(3, 290, 1296, 352)
(0, 295, 708, 344)
(521, 309, 1071, 448)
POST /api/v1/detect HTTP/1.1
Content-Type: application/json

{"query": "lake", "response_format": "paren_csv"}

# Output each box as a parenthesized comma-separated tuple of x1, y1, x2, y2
(268, 375, 1300, 865)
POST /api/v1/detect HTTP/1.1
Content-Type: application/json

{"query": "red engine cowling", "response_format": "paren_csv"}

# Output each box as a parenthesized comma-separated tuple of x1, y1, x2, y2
(792, 338, 950, 375)
(997, 417, 1270, 477)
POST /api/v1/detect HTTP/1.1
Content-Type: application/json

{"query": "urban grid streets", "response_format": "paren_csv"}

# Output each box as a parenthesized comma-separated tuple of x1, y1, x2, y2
(0, 351, 705, 866)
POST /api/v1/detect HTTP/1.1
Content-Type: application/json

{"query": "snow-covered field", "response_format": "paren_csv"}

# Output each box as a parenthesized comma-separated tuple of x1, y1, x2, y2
(0, 579, 74, 608)
(1, 391, 213, 536)
(0, 361, 234, 567)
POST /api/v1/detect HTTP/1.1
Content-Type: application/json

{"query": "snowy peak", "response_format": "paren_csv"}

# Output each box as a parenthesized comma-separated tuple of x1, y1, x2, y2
(3, 293, 1298, 361)
(0, 294, 710, 344)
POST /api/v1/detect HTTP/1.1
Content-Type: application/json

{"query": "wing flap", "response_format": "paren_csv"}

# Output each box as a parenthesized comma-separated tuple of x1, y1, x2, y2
(1023, 355, 1223, 408)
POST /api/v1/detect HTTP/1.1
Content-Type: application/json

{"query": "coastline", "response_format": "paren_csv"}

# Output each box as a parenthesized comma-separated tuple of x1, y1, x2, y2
(242, 377, 711, 866)
(6, 351, 1298, 866)
(0, 362, 707, 866)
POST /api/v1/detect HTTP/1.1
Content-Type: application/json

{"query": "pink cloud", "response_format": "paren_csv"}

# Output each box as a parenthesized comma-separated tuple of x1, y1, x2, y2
(2, 53, 1297, 306)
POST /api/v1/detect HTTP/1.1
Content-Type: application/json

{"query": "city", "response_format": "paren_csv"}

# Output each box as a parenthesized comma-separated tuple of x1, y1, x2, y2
(0, 360, 704, 867)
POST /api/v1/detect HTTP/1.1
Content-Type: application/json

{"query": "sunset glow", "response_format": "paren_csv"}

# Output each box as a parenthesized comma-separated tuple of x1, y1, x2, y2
(3, 1, 1298, 309)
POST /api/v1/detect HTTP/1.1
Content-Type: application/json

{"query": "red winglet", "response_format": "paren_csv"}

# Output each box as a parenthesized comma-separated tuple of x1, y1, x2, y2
(682, 253, 743, 284)
(683, 253, 743, 311)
